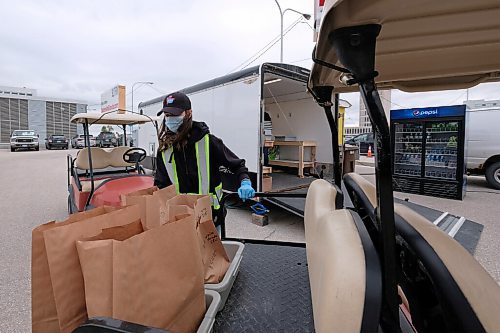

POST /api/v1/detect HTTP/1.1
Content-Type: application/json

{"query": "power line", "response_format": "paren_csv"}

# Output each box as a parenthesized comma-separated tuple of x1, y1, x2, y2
(446, 90, 468, 105)
(289, 57, 311, 64)
(238, 18, 303, 71)
(228, 16, 304, 73)
(379, 94, 408, 109)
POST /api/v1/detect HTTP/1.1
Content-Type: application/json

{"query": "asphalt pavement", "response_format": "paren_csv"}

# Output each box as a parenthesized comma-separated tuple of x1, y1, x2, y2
(0, 149, 499, 333)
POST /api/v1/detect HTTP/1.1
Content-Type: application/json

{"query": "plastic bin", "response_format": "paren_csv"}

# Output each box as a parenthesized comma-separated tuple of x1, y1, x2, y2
(204, 241, 245, 311)
(74, 290, 221, 333)
(197, 290, 221, 333)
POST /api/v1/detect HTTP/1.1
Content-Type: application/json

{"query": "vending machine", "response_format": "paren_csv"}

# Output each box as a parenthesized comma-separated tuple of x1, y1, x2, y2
(390, 105, 467, 200)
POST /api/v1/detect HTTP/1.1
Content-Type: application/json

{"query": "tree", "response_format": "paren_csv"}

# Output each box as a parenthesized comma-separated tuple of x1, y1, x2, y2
(101, 125, 113, 132)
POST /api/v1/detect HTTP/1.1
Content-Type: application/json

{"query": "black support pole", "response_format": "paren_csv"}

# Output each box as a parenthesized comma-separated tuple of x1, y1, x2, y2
(311, 86, 342, 189)
(333, 94, 342, 186)
(84, 119, 94, 210)
(359, 80, 399, 332)
(330, 24, 400, 331)
(123, 125, 127, 146)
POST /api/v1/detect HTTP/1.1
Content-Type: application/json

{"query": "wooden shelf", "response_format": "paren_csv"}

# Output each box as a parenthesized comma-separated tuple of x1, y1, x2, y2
(270, 141, 316, 178)
(274, 140, 317, 147)
(264, 140, 274, 148)
(269, 160, 315, 168)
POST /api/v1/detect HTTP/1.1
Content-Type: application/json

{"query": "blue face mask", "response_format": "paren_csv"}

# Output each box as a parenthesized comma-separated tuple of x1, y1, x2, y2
(164, 115, 184, 133)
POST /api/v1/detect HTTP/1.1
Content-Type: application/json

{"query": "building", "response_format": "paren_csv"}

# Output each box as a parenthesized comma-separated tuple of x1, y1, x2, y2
(344, 90, 392, 138)
(0, 86, 87, 146)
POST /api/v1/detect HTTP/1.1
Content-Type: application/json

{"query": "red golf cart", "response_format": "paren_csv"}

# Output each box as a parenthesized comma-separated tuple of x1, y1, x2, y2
(67, 112, 157, 213)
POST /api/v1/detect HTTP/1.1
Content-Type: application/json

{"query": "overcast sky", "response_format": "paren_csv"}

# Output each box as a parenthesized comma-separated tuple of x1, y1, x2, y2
(1, 0, 499, 126)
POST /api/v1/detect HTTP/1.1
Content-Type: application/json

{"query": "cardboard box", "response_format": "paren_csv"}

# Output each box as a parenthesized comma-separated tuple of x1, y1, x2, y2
(262, 175, 272, 192)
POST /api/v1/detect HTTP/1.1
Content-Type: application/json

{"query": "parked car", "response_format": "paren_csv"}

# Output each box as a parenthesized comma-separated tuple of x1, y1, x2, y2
(345, 132, 374, 155)
(10, 130, 39, 152)
(71, 134, 96, 148)
(117, 133, 134, 147)
(96, 132, 117, 147)
(45, 134, 69, 150)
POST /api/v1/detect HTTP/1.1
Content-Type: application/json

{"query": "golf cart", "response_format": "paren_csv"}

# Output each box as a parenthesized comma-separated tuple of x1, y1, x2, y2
(67, 112, 157, 213)
(73, 1, 500, 332)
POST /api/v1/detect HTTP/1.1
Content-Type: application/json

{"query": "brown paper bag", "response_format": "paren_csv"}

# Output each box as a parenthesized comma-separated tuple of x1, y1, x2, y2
(121, 185, 177, 229)
(166, 204, 194, 222)
(167, 195, 230, 283)
(31, 206, 118, 333)
(77, 215, 205, 333)
(43, 205, 142, 333)
(76, 220, 143, 319)
(119, 186, 157, 206)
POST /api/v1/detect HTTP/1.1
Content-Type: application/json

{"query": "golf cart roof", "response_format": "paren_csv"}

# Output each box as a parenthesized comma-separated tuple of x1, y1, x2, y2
(70, 112, 157, 125)
(309, 0, 500, 93)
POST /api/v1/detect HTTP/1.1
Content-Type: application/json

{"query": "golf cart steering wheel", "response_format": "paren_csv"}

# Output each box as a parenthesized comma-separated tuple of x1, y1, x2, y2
(123, 148, 147, 173)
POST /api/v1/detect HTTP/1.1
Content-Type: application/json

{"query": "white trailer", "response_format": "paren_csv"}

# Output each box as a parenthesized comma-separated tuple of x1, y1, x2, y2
(137, 63, 350, 215)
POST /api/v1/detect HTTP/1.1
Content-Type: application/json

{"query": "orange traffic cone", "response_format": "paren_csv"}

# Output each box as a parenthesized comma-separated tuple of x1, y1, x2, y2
(368, 145, 373, 157)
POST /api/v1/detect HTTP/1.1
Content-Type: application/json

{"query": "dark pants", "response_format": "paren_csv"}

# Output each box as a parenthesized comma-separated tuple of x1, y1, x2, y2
(212, 206, 227, 227)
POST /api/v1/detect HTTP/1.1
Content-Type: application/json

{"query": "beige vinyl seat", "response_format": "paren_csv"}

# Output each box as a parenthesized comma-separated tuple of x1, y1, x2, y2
(74, 147, 135, 192)
(343, 172, 500, 332)
(304, 179, 381, 333)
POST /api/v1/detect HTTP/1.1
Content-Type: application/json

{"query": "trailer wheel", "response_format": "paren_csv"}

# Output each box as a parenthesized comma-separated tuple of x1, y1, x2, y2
(485, 161, 500, 190)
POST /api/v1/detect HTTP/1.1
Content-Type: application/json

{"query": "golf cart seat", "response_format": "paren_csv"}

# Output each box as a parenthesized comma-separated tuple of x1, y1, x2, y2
(75, 147, 135, 170)
(304, 179, 381, 333)
(75, 147, 136, 192)
(344, 173, 500, 331)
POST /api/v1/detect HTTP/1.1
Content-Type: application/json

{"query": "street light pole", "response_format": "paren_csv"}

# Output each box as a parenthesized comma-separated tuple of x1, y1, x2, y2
(274, 0, 284, 62)
(273, 0, 311, 63)
(131, 81, 153, 114)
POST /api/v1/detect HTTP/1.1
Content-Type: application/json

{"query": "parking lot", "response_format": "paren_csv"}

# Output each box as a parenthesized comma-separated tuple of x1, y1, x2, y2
(1, 148, 499, 332)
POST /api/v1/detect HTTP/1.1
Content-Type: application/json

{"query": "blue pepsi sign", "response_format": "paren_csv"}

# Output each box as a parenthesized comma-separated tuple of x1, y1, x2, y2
(391, 105, 465, 120)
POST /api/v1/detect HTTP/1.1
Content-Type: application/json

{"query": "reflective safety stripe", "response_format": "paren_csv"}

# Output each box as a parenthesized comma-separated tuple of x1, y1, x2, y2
(162, 134, 222, 210)
(196, 135, 210, 195)
(162, 147, 180, 194)
(211, 183, 223, 210)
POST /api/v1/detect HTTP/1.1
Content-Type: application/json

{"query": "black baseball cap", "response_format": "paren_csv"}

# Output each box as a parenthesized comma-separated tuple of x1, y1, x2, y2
(157, 91, 191, 116)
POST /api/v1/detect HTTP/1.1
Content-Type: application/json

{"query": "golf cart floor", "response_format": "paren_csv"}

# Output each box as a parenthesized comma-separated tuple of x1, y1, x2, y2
(213, 243, 314, 332)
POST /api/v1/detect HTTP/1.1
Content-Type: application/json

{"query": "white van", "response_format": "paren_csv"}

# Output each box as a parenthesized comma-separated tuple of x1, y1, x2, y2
(466, 99, 500, 189)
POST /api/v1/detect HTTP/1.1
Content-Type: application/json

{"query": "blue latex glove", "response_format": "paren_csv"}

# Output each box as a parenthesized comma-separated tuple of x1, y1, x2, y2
(238, 179, 255, 202)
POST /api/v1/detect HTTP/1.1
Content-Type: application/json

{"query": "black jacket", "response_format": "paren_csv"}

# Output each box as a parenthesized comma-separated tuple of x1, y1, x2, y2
(154, 121, 249, 192)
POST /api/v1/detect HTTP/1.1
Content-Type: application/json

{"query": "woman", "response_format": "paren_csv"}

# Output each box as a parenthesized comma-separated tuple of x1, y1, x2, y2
(154, 91, 255, 223)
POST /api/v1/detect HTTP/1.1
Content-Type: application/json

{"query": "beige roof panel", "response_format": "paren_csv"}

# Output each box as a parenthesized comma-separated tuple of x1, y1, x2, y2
(310, 0, 500, 92)
(71, 112, 158, 125)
